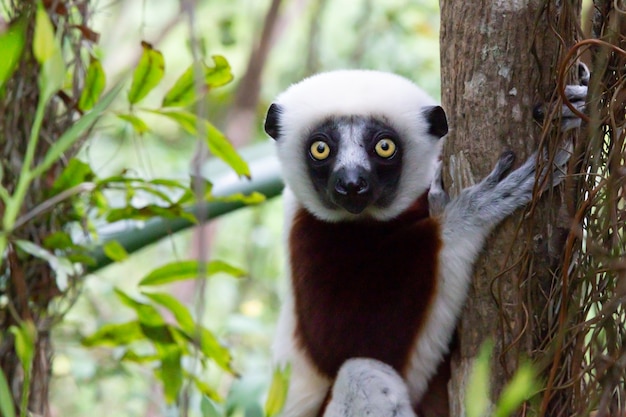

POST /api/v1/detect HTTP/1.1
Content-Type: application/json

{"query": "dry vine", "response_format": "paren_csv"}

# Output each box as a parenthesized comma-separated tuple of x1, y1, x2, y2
(498, 1, 626, 416)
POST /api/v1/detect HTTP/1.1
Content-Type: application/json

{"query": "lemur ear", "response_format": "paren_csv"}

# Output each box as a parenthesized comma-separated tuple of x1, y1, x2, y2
(423, 105, 448, 139)
(265, 103, 283, 140)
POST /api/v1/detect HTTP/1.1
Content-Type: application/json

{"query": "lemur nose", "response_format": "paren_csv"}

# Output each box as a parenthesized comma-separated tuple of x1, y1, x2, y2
(336, 177, 369, 195)
(334, 168, 370, 196)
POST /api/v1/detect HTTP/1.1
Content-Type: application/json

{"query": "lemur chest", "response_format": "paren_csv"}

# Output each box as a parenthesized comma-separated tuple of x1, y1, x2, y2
(288, 199, 441, 378)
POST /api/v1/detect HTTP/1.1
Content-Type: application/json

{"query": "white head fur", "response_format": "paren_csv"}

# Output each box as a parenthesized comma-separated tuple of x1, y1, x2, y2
(266, 70, 446, 222)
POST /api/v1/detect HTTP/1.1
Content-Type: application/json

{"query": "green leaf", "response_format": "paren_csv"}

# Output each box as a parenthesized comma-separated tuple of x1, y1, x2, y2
(465, 340, 493, 417)
(114, 289, 165, 327)
(105, 204, 196, 223)
(494, 362, 537, 417)
(49, 158, 94, 196)
(34, 81, 124, 178)
(103, 240, 128, 262)
(161, 55, 233, 108)
(161, 65, 200, 108)
(150, 109, 197, 135)
(201, 396, 221, 417)
(43, 231, 73, 250)
(265, 364, 291, 417)
(142, 292, 195, 331)
(142, 292, 233, 371)
(81, 321, 145, 347)
(9, 321, 36, 375)
(0, 18, 26, 92)
(38, 39, 65, 104)
(128, 41, 165, 104)
(66, 252, 96, 266)
(116, 113, 150, 134)
(121, 350, 160, 364)
(112, 291, 177, 348)
(14, 240, 75, 291)
(197, 327, 232, 372)
(149, 178, 189, 189)
(0, 368, 16, 417)
(186, 372, 222, 402)
(139, 260, 245, 287)
(78, 58, 106, 111)
(151, 110, 250, 178)
(141, 324, 178, 347)
(204, 55, 233, 88)
(34, 6, 65, 103)
(205, 121, 250, 178)
(209, 191, 266, 205)
(189, 175, 213, 200)
(32, 7, 56, 63)
(157, 345, 183, 404)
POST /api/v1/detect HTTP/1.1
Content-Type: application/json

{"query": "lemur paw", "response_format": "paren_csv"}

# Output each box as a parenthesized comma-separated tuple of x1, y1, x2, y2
(533, 62, 589, 131)
(495, 141, 572, 204)
(323, 358, 416, 417)
(450, 142, 572, 230)
(483, 150, 516, 188)
(428, 160, 450, 217)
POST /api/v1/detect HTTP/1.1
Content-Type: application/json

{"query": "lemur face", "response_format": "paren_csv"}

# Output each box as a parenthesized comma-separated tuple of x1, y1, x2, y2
(302, 115, 404, 215)
(265, 70, 448, 222)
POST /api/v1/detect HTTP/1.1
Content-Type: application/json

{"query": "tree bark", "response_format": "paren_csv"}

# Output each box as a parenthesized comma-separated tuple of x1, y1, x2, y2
(439, 1, 581, 415)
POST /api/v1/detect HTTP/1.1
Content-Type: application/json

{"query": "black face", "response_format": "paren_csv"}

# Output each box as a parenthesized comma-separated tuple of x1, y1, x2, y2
(304, 115, 404, 215)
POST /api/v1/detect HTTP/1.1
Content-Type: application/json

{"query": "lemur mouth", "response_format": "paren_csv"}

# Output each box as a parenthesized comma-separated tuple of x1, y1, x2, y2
(333, 197, 371, 214)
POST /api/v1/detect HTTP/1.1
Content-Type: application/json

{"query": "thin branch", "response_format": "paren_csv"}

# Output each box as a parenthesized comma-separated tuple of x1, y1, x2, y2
(13, 183, 96, 231)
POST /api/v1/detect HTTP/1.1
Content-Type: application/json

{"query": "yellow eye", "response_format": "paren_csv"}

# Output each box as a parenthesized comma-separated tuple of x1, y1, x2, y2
(374, 138, 396, 158)
(310, 140, 330, 160)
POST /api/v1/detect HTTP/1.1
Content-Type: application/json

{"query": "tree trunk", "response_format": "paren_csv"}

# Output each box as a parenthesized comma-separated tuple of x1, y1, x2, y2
(439, 1, 581, 415)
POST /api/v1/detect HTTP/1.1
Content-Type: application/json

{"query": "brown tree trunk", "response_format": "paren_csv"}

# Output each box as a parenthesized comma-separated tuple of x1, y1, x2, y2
(439, 1, 581, 415)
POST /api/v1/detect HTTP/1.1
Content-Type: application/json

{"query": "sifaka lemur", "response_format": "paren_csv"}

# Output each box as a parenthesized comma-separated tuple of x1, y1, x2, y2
(263, 67, 588, 417)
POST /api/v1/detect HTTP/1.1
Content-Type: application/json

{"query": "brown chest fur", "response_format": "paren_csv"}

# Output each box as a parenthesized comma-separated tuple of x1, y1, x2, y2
(289, 196, 441, 378)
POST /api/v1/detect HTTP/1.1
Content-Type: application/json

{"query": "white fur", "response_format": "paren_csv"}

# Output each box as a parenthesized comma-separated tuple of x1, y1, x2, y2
(324, 358, 416, 417)
(273, 70, 442, 222)
(273, 291, 330, 417)
(273, 189, 331, 417)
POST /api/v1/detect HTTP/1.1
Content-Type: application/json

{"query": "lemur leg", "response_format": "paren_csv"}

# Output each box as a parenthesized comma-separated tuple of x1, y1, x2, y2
(323, 359, 417, 417)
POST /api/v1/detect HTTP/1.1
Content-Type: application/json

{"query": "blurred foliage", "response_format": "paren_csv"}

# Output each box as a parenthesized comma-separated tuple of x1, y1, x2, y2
(1, 2, 263, 415)
(0, 0, 441, 416)
(466, 341, 539, 417)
